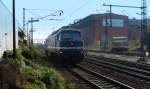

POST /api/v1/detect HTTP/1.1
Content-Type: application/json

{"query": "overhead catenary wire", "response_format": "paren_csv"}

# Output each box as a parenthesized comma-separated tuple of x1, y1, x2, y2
(65, 0, 91, 20)
(25, 9, 63, 21)
(38, 10, 63, 20)
(25, 10, 42, 18)
(25, 9, 57, 11)
(25, 9, 64, 44)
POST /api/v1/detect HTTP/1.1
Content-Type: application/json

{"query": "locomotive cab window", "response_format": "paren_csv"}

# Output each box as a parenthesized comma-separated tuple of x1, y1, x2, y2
(61, 31, 81, 41)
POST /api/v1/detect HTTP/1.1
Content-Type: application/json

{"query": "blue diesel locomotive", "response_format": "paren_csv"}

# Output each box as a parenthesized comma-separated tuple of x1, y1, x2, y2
(45, 27, 84, 64)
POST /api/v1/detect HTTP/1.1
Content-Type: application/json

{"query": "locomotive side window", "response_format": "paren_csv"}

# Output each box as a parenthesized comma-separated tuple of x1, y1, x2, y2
(56, 34, 60, 40)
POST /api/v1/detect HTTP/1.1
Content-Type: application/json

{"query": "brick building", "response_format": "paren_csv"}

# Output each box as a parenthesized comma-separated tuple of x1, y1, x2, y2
(70, 13, 129, 50)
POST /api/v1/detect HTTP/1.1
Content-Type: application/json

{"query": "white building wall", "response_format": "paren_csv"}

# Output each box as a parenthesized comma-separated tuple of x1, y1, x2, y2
(0, 1, 18, 57)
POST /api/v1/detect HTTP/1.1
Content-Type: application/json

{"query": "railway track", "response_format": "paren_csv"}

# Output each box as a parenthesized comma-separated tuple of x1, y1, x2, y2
(82, 55, 150, 89)
(88, 54, 150, 71)
(86, 50, 145, 57)
(69, 64, 134, 89)
(85, 55, 150, 81)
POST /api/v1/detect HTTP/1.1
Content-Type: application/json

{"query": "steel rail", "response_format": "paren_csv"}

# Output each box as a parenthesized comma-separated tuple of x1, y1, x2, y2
(86, 50, 145, 57)
(88, 54, 150, 71)
(85, 56, 150, 81)
(69, 64, 135, 89)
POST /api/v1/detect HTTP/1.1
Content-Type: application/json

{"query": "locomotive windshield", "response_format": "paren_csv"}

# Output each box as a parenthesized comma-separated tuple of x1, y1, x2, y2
(61, 31, 81, 41)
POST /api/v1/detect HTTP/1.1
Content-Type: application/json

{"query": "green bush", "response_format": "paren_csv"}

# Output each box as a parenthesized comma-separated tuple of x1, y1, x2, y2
(21, 48, 33, 59)
(2, 50, 13, 59)
(22, 64, 65, 89)
(21, 44, 39, 59)
(28, 43, 38, 59)
(43, 68, 65, 89)
(31, 80, 46, 89)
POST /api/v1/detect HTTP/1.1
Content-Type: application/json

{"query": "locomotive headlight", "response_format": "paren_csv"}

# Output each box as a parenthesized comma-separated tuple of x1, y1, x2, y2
(59, 51, 63, 54)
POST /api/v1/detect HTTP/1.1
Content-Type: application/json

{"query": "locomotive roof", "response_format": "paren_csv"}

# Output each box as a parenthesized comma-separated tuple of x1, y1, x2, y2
(51, 27, 80, 35)
(60, 28, 80, 32)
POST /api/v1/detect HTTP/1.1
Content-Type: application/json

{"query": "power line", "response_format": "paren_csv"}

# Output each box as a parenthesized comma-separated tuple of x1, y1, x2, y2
(38, 10, 63, 20)
(25, 9, 57, 11)
(66, 0, 91, 20)
(103, 3, 142, 8)
(25, 10, 63, 44)
(23, 8, 62, 32)
(25, 10, 42, 18)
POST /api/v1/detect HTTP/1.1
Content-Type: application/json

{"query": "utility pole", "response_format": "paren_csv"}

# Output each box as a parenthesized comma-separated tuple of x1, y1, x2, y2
(104, 16, 108, 50)
(110, 5, 112, 27)
(26, 22, 29, 45)
(13, 0, 16, 58)
(103, 4, 112, 27)
(23, 8, 25, 32)
(28, 18, 39, 44)
(31, 18, 33, 44)
(141, 0, 147, 51)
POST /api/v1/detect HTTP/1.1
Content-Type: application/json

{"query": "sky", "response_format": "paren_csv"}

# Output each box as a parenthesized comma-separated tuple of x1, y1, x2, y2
(1, 0, 150, 42)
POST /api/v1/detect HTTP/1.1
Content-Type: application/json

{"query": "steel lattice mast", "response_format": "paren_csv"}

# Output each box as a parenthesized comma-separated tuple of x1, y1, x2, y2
(141, 0, 147, 50)
(142, 0, 147, 30)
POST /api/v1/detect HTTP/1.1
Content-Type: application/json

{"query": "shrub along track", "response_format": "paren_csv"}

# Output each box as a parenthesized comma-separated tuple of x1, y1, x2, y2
(82, 54, 150, 88)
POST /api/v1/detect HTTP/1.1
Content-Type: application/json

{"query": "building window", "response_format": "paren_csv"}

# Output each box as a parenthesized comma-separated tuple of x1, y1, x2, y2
(102, 19, 124, 28)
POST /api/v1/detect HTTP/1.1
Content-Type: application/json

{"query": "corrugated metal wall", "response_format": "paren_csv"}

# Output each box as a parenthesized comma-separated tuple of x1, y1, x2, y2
(0, 1, 18, 57)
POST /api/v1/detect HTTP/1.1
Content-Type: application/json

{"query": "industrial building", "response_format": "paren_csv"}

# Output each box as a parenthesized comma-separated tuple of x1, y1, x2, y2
(0, 1, 19, 57)
(70, 13, 129, 50)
